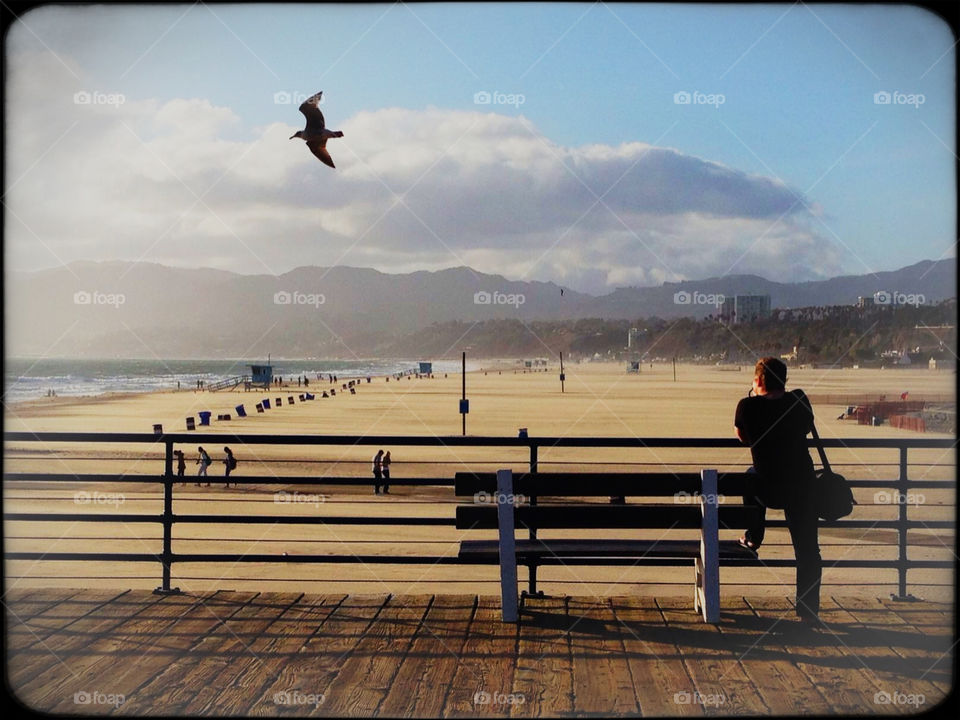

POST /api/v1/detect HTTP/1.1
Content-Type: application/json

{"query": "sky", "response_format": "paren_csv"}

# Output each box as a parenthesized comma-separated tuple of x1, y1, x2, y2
(4, 2, 956, 295)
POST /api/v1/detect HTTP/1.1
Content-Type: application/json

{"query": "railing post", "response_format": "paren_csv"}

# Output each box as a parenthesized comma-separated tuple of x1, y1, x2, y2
(891, 444, 917, 601)
(154, 438, 181, 595)
(526, 442, 540, 596)
(497, 469, 519, 622)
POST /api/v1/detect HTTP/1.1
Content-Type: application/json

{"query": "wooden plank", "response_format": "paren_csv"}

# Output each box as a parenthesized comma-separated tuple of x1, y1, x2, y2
(510, 595, 574, 717)
(609, 594, 704, 716)
(656, 596, 769, 715)
(321, 594, 433, 716)
(186, 593, 345, 716)
(248, 594, 389, 716)
(827, 596, 947, 709)
(442, 596, 517, 717)
(566, 597, 639, 715)
(112, 592, 300, 715)
(744, 596, 910, 715)
(4, 588, 85, 652)
(22, 590, 244, 714)
(712, 595, 832, 715)
(8, 590, 161, 688)
(378, 595, 476, 717)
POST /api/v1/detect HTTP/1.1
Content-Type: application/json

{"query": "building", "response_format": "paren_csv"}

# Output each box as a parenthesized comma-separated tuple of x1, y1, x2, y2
(857, 296, 876, 308)
(719, 295, 771, 324)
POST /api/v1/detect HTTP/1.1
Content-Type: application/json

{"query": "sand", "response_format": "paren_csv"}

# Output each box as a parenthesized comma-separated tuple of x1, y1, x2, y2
(4, 361, 955, 599)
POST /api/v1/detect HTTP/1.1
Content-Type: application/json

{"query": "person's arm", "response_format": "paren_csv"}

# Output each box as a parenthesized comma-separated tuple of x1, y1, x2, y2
(734, 397, 750, 444)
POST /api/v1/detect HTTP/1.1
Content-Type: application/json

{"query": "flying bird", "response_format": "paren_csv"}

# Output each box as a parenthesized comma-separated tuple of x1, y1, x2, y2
(290, 91, 343, 168)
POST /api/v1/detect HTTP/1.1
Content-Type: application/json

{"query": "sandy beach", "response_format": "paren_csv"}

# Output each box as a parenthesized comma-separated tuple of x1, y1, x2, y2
(4, 361, 955, 599)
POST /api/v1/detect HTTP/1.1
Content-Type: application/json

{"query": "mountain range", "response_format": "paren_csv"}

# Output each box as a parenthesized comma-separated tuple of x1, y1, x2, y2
(5, 259, 954, 358)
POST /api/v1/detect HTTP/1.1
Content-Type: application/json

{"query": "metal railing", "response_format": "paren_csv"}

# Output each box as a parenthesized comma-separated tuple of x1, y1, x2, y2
(4, 432, 955, 599)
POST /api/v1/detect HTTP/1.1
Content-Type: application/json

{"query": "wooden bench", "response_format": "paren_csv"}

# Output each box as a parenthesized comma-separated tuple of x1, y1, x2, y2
(455, 469, 761, 623)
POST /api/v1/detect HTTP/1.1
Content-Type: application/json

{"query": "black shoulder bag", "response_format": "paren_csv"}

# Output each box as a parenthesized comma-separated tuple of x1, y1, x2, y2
(810, 423, 856, 521)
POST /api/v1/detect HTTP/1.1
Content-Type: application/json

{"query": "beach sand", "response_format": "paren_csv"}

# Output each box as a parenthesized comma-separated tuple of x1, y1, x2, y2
(4, 361, 955, 599)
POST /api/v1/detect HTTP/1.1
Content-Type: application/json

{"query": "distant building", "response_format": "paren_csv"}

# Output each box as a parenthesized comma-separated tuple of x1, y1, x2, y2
(857, 296, 875, 308)
(628, 328, 639, 348)
(719, 295, 771, 324)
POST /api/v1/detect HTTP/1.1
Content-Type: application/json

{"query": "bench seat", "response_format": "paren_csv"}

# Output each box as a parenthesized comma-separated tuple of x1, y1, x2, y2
(458, 538, 757, 563)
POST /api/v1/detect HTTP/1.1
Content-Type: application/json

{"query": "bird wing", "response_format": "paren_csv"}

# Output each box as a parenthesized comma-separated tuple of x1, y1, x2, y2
(306, 138, 336, 168)
(299, 92, 326, 132)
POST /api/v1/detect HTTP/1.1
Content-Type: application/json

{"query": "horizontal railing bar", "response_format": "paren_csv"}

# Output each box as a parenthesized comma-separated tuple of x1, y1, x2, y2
(5, 432, 956, 449)
(4, 552, 953, 569)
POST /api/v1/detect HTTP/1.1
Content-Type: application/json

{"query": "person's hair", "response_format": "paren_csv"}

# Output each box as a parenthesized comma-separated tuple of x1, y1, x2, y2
(755, 357, 787, 392)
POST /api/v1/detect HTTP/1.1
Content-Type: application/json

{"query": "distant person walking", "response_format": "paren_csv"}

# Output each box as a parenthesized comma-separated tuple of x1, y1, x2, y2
(223, 447, 237, 487)
(372, 449, 384, 494)
(381, 451, 392, 494)
(735, 357, 821, 624)
(174, 450, 186, 484)
(196, 447, 212, 486)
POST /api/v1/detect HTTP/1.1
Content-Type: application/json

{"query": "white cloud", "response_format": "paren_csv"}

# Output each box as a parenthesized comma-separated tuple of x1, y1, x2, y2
(5, 50, 842, 293)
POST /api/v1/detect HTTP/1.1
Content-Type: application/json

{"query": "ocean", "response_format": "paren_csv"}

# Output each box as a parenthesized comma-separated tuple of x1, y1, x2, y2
(4, 358, 467, 404)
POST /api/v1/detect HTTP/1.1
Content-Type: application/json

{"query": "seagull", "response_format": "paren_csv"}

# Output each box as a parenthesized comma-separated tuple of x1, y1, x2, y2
(290, 91, 343, 168)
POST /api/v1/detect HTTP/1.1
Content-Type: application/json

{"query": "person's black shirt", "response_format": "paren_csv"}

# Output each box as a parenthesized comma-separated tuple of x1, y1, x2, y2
(735, 389, 815, 507)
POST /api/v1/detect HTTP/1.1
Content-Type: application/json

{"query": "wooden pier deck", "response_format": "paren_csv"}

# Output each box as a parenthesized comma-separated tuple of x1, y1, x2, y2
(4, 589, 952, 716)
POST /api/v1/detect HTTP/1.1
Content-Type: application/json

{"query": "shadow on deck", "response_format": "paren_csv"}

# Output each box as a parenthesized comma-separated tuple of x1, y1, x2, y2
(4, 589, 952, 716)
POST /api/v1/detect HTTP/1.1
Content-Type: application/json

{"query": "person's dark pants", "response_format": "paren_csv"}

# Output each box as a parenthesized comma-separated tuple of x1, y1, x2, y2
(382, 469, 390, 493)
(374, 469, 382, 493)
(744, 477, 822, 619)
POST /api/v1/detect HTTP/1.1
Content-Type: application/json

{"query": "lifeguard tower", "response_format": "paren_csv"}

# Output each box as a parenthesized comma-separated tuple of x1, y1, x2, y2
(247, 364, 273, 390)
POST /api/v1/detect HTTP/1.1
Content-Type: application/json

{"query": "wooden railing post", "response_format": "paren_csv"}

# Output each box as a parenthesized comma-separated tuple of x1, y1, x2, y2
(154, 438, 181, 595)
(696, 469, 720, 623)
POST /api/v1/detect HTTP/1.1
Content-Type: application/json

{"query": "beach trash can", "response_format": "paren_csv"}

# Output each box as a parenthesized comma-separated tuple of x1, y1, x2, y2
(256, 403, 264, 413)
(872, 416, 882, 426)
(306, 393, 314, 400)
(186, 417, 196, 431)
(299, 394, 305, 401)
(331, 389, 336, 395)
(276, 397, 282, 406)
(518, 428, 528, 439)
(262, 398, 271, 409)
(322, 391, 329, 398)
(350, 387, 356, 394)
(198, 411, 212, 426)
(153, 423, 163, 436)
(235, 405, 247, 417)
(221, 414, 231, 421)
(288, 396, 295, 404)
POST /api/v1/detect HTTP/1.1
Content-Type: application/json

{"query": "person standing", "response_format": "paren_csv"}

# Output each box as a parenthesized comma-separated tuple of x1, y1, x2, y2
(381, 451, 392, 494)
(223, 447, 237, 487)
(196, 447, 212, 486)
(175, 450, 186, 485)
(735, 357, 821, 624)
(372, 449, 384, 495)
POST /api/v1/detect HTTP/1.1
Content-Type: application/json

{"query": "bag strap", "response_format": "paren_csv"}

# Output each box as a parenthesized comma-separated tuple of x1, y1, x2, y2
(809, 421, 831, 472)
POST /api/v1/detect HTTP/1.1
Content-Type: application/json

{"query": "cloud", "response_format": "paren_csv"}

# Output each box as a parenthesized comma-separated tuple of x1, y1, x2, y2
(5, 50, 842, 294)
